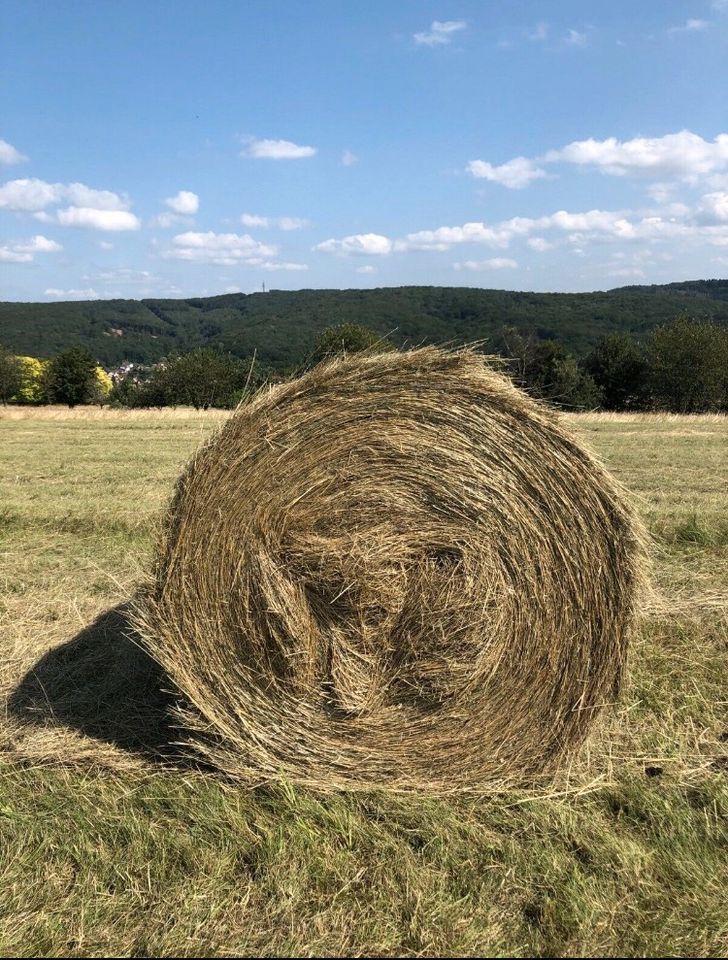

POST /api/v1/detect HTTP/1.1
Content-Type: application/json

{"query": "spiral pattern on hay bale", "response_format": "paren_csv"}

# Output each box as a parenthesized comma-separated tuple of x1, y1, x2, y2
(135, 347, 644, 792)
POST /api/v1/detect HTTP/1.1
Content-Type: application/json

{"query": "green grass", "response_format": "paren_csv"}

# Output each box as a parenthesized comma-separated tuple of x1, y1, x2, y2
(0, 407, 726, 958)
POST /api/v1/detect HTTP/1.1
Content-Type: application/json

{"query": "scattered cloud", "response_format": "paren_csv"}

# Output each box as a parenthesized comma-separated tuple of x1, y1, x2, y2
(242, 137, 317, 160)
(45, 287, 99, 299)
(699, 191, 728, 221)
(149, 190, 200, 228)
(254, 260, 308, 272)
(414, 20, 467, 47)
(0, 234, 62, 263)
(167, 231, 277, 265)
(668, 18, 709, 34)
(0, 139, 27, 165)
(56, 207, 141, 231)
(0, 178, 129, 213)
(564, 29, 588, 47)
(467, 156, 547, 189)
(315, 233, 393, 256)
(355, 265, 377, 274)
(240, 213, 310, 230)
(547, 131, 728, 179)
(165, 190, 199, 215)
(239, 213, 268, 228)
(454, 258, 518, 271)
(527, 237, 554, 252)
(151, 212, 185, 228)
(395, 198, 728, 256)
(470, 131, 728, 190)
(99, 240, 114, 250)
(0, 178, 139, 230)
(528, 22, 549, 42)
(0, 178, 67, 211)
(397, 220, 531, 252)
(608, 266, 646, 278)
(341, 149, 358, 166)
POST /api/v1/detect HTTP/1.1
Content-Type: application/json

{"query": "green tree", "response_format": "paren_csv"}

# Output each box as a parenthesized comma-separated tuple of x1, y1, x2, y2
(44, 347, 99, 407)
(0, 347, 24, 405)
(0, 347, 23, 405)
(584, 333, 649, 410)
(144, 350, 256, 409)
(495, 328, 602, 410)
(648, 317, 728, 412)
(310, 323, 392, 366)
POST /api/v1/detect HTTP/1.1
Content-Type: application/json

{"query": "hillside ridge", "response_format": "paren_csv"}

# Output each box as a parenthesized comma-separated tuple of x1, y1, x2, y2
(1, 280, 727, 370)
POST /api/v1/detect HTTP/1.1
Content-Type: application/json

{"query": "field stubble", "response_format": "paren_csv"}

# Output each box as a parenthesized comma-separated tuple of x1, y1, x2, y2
(0, 406, 726, 957)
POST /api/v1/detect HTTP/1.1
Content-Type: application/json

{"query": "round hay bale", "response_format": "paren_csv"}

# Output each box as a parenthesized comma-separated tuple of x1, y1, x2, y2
(135, 347, 645, 792)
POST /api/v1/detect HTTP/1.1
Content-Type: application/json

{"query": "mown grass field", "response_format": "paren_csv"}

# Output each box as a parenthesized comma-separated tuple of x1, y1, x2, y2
(0, 406, 726, 958)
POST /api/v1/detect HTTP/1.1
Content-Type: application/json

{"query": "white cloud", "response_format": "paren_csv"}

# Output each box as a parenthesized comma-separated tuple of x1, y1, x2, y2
(94, 268, 157, 285)
(257, 260, 308, 272)
(0, 178, 130, 211)
(414, 20, 467, 46)
(549, 130, 728, 178)
(454, 258, 518, 271)
(0, 234, 62, 263)
(700, 191, 728, 221)
(355, 265, 377, 274)
(396, 207, 693, 253)
(468, 131, 728, 192)
(564, 29, 588, 46)
(668, 18, 709, 33)
(56, 207, 141, 231)
(395, 198, 728, 257)
(529, 22, 549, 41)
(167, 231, 277, 265)
(241, 213, 309, 230)
(278, 216, 309, 231)
(397, 219, 532, 251)
(0, 178, 136, 233)
(0, 139, 27, 165)
(16, 235, 62, 253)
(243, 138, 317, 159)
(0, 248, 31, 263)
(150, 211, 186, 228)
(64, 183, 129, 210)
(165, 190, 199, 215)
(527, 237, 554, 251)
(646, 182, 676, 204)
(608, 267, 646, 279)
(467, 156, 547, 189)
(45, 287, 99, 299)
(341, 149, 358, 166)
(240, 213, 269, 228)
(99, 240, 114, 250)
(315, 233, 393, 256)
(0, 178, 64, 211)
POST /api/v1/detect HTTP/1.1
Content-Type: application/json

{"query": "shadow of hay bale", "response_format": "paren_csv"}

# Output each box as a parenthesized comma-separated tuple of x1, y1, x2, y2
(8, 603, 179, 761)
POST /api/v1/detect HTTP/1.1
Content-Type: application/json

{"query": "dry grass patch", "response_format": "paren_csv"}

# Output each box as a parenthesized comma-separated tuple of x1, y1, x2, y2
(0, 401, 725, 956)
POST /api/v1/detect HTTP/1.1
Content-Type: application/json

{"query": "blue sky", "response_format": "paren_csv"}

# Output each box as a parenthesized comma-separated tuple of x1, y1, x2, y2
(1, 0, 728, 301)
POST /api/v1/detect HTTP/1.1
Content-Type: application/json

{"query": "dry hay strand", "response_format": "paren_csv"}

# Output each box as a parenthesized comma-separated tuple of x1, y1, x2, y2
(133, 347, 646, 793)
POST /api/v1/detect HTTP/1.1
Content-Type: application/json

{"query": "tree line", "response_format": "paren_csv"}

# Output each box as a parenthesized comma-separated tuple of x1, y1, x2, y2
(1, 316, 727, 413)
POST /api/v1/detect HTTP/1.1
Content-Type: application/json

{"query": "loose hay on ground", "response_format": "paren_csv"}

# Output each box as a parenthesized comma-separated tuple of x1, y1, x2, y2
(134, 347, 646, 792)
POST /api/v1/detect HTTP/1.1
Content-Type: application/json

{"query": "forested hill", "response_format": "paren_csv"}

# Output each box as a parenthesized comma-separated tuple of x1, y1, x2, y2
(2, 280, 728, 371)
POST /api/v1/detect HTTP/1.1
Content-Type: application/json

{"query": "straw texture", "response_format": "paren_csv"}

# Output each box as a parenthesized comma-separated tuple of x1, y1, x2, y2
(135, 347, 645, 792)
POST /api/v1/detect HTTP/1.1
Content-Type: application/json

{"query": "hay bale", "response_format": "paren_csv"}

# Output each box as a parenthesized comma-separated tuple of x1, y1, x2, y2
(134, 347, 645, 792)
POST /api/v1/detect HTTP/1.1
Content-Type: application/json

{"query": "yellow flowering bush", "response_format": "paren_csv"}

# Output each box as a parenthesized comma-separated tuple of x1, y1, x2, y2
(94, 366, 113, 398)
(14, 356, 47, 404)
